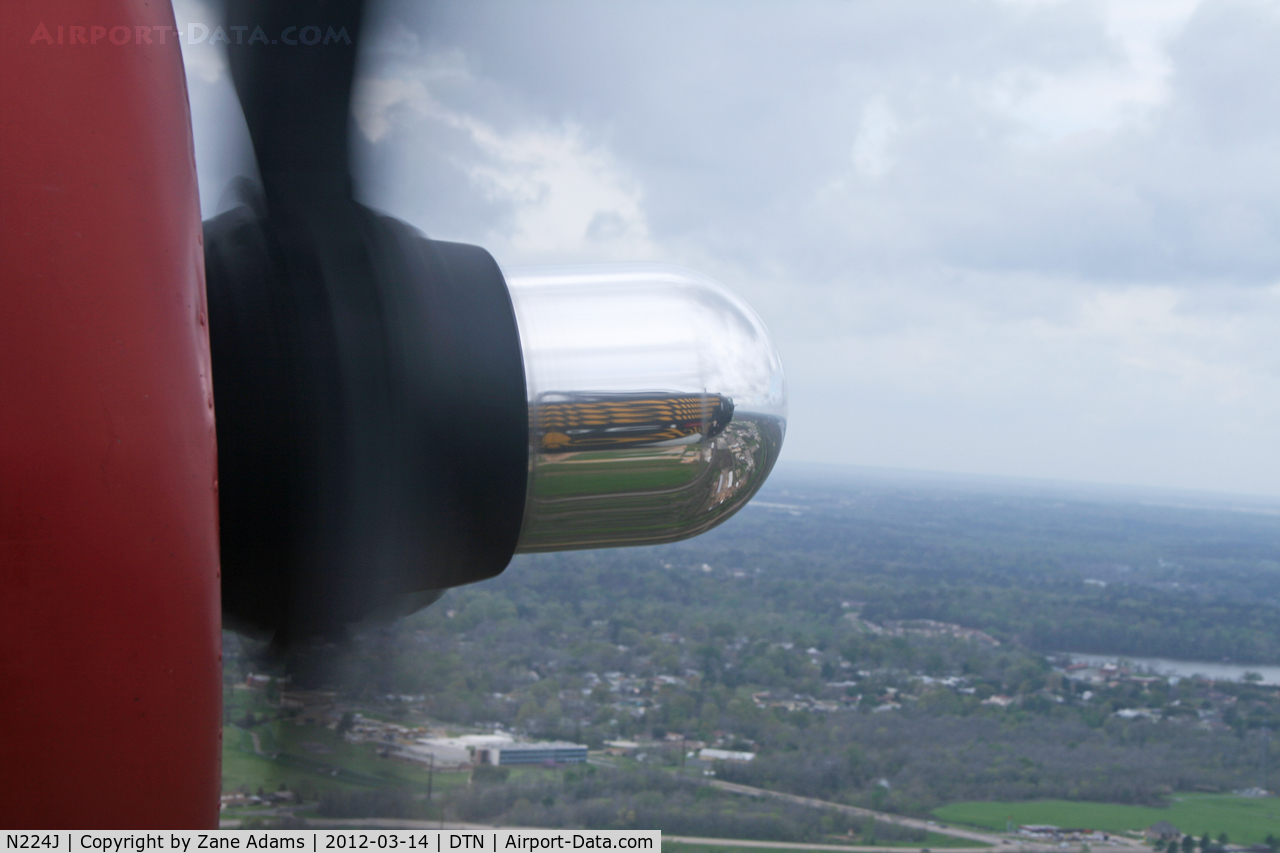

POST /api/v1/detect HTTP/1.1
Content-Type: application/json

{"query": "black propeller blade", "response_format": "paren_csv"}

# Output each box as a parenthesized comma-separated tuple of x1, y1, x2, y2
(204, 0, 528, 643)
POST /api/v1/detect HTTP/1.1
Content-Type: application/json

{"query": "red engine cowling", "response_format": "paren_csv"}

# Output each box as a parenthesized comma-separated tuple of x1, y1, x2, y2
(0, 0, 221, 828)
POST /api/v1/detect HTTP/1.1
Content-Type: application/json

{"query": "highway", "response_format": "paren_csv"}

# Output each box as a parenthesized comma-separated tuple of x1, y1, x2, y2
(706, 779, 1006, 846)
(221, 764, 1148, 853)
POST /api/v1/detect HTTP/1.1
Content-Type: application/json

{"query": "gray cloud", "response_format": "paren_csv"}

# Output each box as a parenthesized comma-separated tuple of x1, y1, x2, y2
(182, 0, 1280, 495)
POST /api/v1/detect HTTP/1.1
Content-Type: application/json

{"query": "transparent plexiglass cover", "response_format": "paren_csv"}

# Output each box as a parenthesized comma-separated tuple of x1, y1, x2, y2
(505, 264, 786, 552)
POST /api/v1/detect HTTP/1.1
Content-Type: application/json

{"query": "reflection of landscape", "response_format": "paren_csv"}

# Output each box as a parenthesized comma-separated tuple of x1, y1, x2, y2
(225, 466, 1280, 847)
(517, 414, 784, 552)
(533, 392, 735, 452)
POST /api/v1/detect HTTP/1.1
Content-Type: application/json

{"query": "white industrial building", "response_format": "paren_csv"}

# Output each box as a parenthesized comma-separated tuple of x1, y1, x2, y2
(478, 741, 589, 766)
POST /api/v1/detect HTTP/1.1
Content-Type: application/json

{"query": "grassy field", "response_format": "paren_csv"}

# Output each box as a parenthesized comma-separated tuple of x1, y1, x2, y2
(533, 450, 704, 497)
(221, 719, 469, 796)
(221, 739, 324, 794)
(933, 796, 1280, 846)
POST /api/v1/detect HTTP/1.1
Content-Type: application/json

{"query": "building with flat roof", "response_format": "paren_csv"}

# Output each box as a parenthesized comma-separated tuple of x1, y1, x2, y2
(480, 741, 588, 766)
(699, 747, 755, 762)
(396, 741, 472, 769)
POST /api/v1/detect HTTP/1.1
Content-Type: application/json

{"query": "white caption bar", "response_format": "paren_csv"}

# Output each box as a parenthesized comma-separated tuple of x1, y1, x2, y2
(3, 832, 661, 853)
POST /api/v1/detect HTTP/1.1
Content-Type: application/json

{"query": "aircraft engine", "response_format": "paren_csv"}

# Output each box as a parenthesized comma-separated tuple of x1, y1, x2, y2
(1, 0, 784, 828)
(204, 212, 787, 640)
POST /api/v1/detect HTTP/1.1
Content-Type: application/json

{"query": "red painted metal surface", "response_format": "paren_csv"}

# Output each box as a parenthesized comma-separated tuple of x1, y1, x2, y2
(0, 0, 222, 828)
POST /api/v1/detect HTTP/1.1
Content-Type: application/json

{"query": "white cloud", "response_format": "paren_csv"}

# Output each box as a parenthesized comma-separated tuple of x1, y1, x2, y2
(781, 273, 1280, 493)
(450, 119, 654, 259)
(354, 71, 655, 261)
(173, 0, 226, 84)
(181, 0, 1280, 494)
(851, 98, 900, 179)
(353, 77, 432, 144)
(989, 0, 1203, 139)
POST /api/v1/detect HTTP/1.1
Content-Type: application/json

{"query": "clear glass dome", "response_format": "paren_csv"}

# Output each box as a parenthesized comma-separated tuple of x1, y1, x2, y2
(504, 263, 786, 552)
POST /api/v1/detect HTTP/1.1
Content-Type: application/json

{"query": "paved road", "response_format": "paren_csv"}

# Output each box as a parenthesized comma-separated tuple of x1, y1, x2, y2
(702, 780, 1145, 853)
(591, 757, 1033, 849)
(665, 834, 994, 852)
(218, 816, 1138, 853)
(705, 780, 1006, 846)
(222, 765, 1144, 853)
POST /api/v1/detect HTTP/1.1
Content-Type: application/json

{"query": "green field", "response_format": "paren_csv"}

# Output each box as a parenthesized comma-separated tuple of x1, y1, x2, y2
(221, 719, 469, 797)
(934, 796, 1280, 846)
(533, 451, 704, 497)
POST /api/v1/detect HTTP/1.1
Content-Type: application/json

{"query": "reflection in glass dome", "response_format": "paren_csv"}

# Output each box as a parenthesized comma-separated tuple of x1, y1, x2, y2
(504, 264, 786, 552)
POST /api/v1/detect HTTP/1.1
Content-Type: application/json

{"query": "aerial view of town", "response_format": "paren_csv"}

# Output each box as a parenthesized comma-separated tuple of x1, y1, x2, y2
(16, 0, 1280, 832)
(218, 467, 1280, 851)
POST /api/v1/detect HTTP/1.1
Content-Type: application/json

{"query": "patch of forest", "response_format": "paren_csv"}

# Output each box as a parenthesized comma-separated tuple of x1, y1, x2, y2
(242, 466, 1280, 820)
(658, 465, 1280, 663)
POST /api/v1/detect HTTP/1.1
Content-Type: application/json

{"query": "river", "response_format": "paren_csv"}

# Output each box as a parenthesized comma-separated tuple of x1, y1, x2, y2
(1061, 652, 1280, 685)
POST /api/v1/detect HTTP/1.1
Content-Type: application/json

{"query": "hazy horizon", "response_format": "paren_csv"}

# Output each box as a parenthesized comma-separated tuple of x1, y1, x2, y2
(770, 457, 1280, 507)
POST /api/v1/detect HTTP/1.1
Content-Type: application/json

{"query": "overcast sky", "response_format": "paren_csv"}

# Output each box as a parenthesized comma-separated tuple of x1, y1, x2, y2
(179, 0, 1280, 498)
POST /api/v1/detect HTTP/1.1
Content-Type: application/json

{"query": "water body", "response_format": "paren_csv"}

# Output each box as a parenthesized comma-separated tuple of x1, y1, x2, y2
(1063, 653, 1280, 685)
